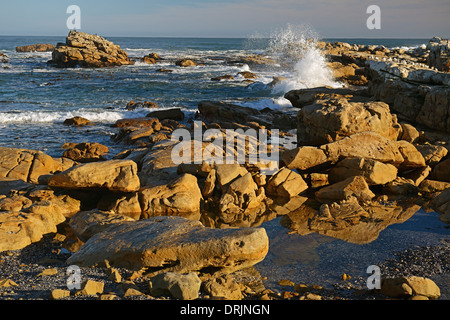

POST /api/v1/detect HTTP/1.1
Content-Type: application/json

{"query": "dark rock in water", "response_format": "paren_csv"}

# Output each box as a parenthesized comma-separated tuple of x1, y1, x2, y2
(146, 108, 185, 121)
(49, 31, 133, 68)
(126, 100, 158, 110)
(16, 44, 55, 53)
(211, 75, 234, 81)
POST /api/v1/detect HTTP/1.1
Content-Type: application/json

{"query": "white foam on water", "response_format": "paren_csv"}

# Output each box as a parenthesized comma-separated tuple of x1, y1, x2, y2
(0, 109, 150, 124)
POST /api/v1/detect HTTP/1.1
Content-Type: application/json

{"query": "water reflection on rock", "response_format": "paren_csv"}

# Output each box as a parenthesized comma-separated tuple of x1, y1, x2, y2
(280, 197, 421, 244)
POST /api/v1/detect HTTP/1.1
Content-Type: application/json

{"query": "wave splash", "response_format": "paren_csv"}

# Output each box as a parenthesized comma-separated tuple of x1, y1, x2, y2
(265, 24, 343, 94)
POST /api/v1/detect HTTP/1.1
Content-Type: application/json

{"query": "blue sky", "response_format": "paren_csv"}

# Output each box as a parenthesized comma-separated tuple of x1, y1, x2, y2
(0, 0, 449, 38)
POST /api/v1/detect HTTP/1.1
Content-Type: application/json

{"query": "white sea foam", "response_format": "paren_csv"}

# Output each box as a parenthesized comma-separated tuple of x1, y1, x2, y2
(0, 109, 150, 124)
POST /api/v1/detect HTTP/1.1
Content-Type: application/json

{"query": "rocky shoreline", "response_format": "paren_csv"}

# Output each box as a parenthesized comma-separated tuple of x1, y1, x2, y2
(1, 31, 449, 301)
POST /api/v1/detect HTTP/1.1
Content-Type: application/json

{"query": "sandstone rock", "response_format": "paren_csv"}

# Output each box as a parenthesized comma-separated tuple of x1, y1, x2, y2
(49, 289, 71, 300)
(419, 179, 450, 194)
(50, 31, 133, 68)
(329, 158, 398, 185)
(430, 187, 450, 216)
(62, 142, 109, 163)
(149, 272, 202, 300)
(399, 123, 420, 143)
(202, 169, 216, 198)
(63, 116, 92, 126)
(0, 147, 67, 184)
(69, 210, 136, 242)
(281, 146, 330, 171)
(139, 174, 202, 220)
(395, 140, 426, 168)
(266, 167, 308, 198)
(218, 172, 267, 225)
(215, 164, 249, 190)
(416, 144, 448, 166)
(202, 274, 243, 300)
(97, 193, 141, 219)
(175, 59, 198, 67)
(126, 100, 158, 110)
(48, 160, 140, 192)
(238, 71, 257, 79)
(16, 44, 54, 52)
(381, 276, 440, 299)
(431, 158, 450, 182)
(212, 75, 234, 81)
(315, 176, 375, 203)
(322, 132, 405, 166)
(0, 209, 66, 252)
(66, 216, 269, 273)
(77, 279, 104, 296)
(385, 177, 419, 195)
(113, 117, 161, 129)
(297, 97, 400, 145)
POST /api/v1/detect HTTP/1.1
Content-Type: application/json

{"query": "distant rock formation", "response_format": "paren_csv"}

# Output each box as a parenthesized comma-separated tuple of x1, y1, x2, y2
(49, 31, 134, 68)
(16, 44, 55, 52)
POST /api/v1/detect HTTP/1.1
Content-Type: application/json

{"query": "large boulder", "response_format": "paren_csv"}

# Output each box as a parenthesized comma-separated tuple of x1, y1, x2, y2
(296, 97, 400, 145)
(0, 209, 66, 252)
(50, 31, 134, 68)
(48, 160, 140, 193)
(0, 147, 75, 184)
(139, 174, 202, 220)
(66, 216, 269, 274)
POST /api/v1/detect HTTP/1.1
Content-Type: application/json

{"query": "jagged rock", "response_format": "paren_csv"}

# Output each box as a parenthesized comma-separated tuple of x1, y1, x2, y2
(66, 216, 269, 274)
(50, 31, 133, 68)
(48, 160, 140, 192)
(427, 37, 450, 72)
(218, 172, 267, 226)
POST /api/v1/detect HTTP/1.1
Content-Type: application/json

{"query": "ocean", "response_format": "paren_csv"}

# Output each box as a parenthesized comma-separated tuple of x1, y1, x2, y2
(0, 35, 429, 158)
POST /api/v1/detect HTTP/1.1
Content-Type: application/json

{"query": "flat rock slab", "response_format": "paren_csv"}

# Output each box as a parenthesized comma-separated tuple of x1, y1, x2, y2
(67, 216, 269, 274)
(48, 160, 140, 193)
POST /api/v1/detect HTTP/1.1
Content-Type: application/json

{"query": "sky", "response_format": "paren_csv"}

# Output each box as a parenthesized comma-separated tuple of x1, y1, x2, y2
(0, 0, 449, 38)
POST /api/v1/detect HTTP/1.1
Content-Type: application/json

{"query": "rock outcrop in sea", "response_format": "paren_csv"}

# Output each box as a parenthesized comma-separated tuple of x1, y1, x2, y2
(49, 31, 134, 68)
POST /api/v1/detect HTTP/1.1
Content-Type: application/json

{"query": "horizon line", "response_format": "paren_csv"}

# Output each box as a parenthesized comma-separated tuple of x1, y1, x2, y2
(0, 33, 438, 40)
